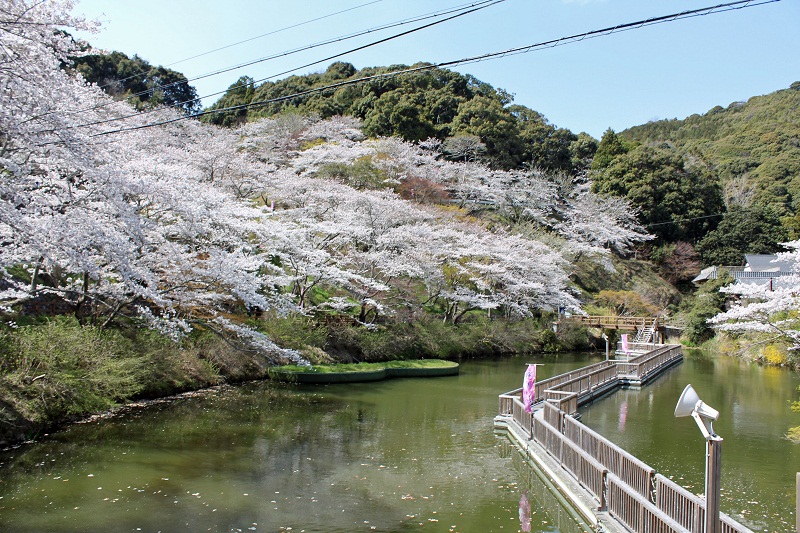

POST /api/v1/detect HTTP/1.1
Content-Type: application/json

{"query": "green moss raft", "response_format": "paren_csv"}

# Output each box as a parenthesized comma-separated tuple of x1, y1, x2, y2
(268, 359, 459, 384)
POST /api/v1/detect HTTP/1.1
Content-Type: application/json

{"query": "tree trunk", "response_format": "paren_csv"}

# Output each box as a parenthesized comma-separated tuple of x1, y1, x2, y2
(74, 272, 90, 325)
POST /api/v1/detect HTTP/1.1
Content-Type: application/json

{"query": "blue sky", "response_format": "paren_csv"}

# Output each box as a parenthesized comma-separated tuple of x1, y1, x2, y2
(72, 0, 799, 139)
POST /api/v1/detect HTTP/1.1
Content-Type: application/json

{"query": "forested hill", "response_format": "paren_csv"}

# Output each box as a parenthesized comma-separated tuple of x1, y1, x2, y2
(620, 82, 800, 211)
(201, 62, 597, 172)
(72, 46, 800, 267)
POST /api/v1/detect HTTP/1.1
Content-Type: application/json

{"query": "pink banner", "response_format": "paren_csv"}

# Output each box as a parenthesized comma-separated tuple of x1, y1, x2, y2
(621, 333, 629, 354)
(522, 364, 537, 413)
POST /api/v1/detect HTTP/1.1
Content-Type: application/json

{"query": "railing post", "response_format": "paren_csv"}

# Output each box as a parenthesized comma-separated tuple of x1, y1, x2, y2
(796, 472, 799, 533)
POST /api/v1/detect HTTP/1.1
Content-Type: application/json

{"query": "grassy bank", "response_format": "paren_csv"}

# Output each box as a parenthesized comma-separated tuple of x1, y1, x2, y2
(260, 312, 591, 363)
(0, 313, 590, 447)
(0, 317, 274, 446)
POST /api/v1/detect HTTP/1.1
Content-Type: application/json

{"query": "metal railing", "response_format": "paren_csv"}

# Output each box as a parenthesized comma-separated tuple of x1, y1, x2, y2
(497, 344, 754, 533)
(616, 345, 683, 380)
(564, 414, 655, 500)
(534, 360, 616, 403)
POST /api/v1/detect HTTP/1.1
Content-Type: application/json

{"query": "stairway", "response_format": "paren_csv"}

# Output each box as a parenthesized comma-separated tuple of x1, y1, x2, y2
(633, 321, 657, 344)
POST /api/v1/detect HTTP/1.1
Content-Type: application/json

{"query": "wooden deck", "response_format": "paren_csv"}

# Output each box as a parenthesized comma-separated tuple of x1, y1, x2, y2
(495, 345, 754, 533)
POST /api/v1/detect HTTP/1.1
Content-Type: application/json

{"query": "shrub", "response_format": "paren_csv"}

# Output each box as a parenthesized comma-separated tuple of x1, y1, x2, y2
(763, 344, 788, 365)
(0, 317, 145, 422)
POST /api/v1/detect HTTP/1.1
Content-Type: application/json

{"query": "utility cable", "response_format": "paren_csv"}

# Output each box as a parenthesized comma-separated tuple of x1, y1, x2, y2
(93, 0, 391, 92)
(74, 0, 504, 118)
(647, 213, 725, 227)
(91, 0, 780, 137)
(65, 0, 504, 131)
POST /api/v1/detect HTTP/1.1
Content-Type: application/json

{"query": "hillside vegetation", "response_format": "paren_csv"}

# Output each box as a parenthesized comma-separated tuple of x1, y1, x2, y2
(1, 2, 660, 443)
(622, 82, 800, 213)
(202, 62, 597, 173)
(4, 0, 798, 445)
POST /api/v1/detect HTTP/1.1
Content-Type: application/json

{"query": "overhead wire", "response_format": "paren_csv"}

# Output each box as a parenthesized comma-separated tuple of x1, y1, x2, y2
(90, 0, 780, 138)
(63, 0, 505, 131)
(93, 0, 391, 92)
(647, 213, 726, 228)
(71, 0, 505, 118)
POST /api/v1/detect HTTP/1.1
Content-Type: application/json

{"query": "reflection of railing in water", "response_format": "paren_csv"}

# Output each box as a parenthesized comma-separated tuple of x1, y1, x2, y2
(496, 345, 755, 533)
(499, 439, 594, 533)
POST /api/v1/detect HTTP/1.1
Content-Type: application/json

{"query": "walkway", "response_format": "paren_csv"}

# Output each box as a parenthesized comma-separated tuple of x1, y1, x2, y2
(494, 345, 754, 533)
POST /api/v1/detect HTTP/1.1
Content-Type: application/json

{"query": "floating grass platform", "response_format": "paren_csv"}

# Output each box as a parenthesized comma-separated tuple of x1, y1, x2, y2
(268, 359, 459, 384)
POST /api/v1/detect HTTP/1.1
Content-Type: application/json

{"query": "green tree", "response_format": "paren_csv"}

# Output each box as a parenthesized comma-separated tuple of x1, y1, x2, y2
(73, 51, 200, 114)
(569, 132, 599, 173)
(510, 105, 582, 172)
(695, 204, 788, 265)
(362, 89, 436, 141)
(682, 273, 732, 345)
(592, 145, 724, 242)
(451, 96, 524, 169)
(591, 129, 634, 170)
(203, 76, 255, 127)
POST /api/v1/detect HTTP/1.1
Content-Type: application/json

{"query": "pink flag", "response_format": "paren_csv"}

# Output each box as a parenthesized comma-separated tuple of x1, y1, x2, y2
(522, 364, 537, 413)
(621, 333, 629, 354)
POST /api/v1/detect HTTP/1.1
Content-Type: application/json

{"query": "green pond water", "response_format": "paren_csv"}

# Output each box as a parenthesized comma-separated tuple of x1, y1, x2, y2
(0, 351, 797, 533)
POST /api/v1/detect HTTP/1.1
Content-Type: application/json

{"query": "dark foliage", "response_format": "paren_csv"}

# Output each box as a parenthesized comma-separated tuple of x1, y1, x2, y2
(202, 62, 594, 172)
(71, 51, 201, 115)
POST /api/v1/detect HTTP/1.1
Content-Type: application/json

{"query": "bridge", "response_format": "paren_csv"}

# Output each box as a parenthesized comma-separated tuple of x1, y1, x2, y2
(495, 344, 755, 533)
(564, 315, 667, 344)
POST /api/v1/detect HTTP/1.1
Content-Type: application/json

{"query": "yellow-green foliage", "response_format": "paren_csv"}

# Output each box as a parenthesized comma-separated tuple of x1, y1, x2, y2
(789, 388, 800, 444)
(299, 137, 326, 151)
(763, 344, 788, 365)
(593, 290, 659, 317)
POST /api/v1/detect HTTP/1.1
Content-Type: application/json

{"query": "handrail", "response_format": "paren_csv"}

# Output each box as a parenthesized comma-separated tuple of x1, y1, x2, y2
(501, 345, 683, 416)
(497, 344, 754, 533)
(564, 414, 655, 500)
(572, 315, 664, 329)
(534, 360, 615, 402)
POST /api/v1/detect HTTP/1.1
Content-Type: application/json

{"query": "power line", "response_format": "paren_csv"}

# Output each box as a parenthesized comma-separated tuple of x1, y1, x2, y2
(168, 0, 391, 68)
(78, 0, 504, 117)
(94, 0, 391, 92)
(647, 213, 725, 228)
(92, 0, 780, 137)
(67, 0, 504, 131)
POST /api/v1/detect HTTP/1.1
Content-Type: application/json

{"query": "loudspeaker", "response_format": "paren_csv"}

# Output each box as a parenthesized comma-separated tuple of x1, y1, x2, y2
(674, 384, 719, 420)
(675, 384, 700, 417)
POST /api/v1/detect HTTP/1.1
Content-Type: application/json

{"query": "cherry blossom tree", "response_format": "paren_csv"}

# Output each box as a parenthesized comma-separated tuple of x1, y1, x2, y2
(0, 0, 304, 363)
(1, 0, 650, 364)
(709, 241, 800, 350)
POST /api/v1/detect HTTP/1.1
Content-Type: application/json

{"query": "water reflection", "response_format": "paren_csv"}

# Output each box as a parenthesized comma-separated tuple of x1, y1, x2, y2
(0, 352, 795, 532)
(0, 355, 599, 533)
(499, 439, 590, 533)
(580, 350, 800, 532)
(519, 491, 531, 533)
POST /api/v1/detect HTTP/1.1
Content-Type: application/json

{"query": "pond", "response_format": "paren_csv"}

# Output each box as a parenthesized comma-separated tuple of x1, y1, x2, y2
(0, 351, 797, 532)
(580, 349, 800, 532)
